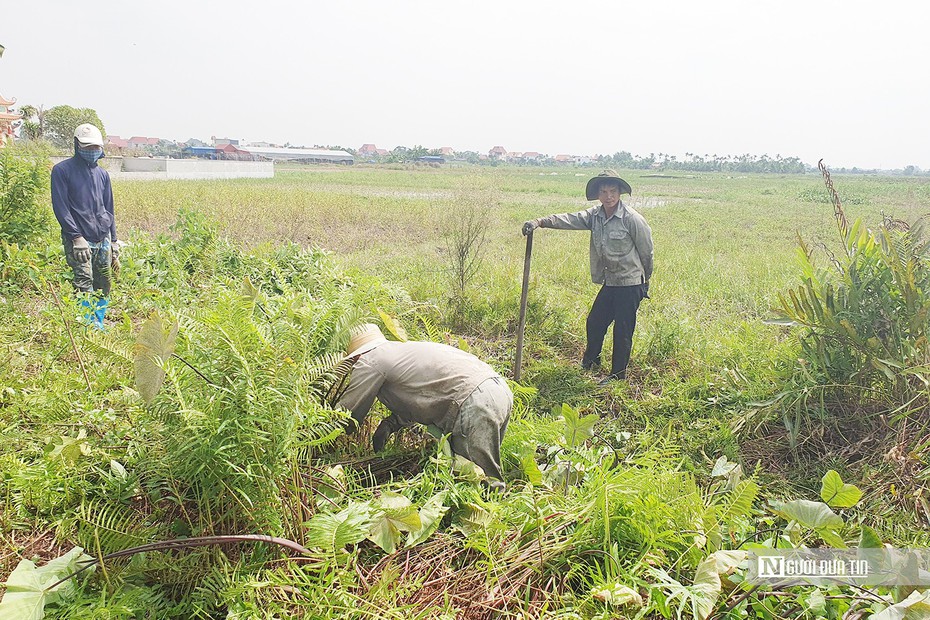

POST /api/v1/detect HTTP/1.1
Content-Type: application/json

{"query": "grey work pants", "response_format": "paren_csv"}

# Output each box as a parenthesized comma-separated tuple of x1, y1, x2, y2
(450, 376, 513, 480)
(63, 235, 112, 295)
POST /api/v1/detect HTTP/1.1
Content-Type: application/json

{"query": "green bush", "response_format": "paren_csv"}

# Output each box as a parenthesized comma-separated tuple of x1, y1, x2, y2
(0, 148, 51, 244)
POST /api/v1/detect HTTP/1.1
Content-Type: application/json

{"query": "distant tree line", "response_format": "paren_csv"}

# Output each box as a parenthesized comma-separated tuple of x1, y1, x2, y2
(596, 151, 808, 174)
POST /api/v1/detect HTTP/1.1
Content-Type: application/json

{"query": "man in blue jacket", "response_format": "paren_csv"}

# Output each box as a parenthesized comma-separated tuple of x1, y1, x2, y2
(51, 123, 119, 329)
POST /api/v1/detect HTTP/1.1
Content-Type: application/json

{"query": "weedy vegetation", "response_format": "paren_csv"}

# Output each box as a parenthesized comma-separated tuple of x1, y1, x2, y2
(1, 159, 929, 619)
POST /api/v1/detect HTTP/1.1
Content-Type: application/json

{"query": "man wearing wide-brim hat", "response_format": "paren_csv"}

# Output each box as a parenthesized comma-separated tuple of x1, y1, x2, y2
(337, 323, 513, 481)
(523, 169, 653, 383)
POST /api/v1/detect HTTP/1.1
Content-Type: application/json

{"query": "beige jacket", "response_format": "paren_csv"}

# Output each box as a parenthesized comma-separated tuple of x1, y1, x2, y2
(337, 341, 501, 432)
(539, 202, 653, 286)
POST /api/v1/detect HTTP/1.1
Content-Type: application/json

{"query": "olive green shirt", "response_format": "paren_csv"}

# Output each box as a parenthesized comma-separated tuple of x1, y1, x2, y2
(539, 202, 653, 287)
(337, 341, 501, 432)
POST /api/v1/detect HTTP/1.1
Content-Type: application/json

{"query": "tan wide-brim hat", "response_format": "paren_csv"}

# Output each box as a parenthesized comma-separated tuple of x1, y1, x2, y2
(346, 323, 388, 357)
(585, 169, 633, 201)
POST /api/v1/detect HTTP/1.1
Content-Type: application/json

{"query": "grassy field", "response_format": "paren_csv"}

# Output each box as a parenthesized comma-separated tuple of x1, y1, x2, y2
(116, 164, 930, 426)
(3, 161, 929, 618)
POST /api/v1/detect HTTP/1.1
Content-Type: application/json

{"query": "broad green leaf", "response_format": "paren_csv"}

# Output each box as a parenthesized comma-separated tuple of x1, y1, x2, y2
(820, 469, 863, 508)
(240, 276, 258, 302)
(859, 524, 883, 548)
(870, 588, 930, 620)
(452, 455, 485, 481)
(376, 308, 407, 342)
(305, 502, 373, 554)
(769, 499, 844, 530)
(368, 492, 423, 553)
(133, 313, 179, 404)
(378, 492, 421, 532)
(711, 456, 738, 477)
(817, 527, 848, 549)
(456, 336, 470, 352)
(522, 454, 543, 485)
(803, 589, 827, 615)
(560, 403, 598, 448)
(109, 459, 128, 481)
(405, 491, 448, 548)
(0, 547, 93, 620)
(591, 583, 643, 607)
(690, 554, 724, 620)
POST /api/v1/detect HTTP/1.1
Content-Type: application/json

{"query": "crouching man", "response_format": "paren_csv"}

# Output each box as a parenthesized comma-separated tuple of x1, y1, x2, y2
(337, 324, 512, 481)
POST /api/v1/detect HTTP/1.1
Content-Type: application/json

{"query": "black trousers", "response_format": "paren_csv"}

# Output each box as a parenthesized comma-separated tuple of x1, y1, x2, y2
(581, 285, 642, 376)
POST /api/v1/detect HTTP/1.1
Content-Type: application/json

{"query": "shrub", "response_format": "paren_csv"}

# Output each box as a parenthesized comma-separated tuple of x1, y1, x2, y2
(0, 148, 51, 244)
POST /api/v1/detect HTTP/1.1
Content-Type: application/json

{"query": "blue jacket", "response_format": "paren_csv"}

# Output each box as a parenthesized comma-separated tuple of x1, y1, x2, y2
(51, 155, 116, 243)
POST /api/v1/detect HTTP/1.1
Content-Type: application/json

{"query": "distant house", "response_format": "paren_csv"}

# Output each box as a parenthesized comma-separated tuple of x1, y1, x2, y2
(554, 154, 573, 163)
(489, 146, 507, 159)
(507, 151, 523, 161)
(214, 137, 239, 147)
(522, 152, 541, 161)
(375, 148, 388, 156)
(417, 155, 445, 164)
(358, 143, 379, 155)
(127, 136, 160, 150)
(106, 135, 129, 150)
(439, 146, 455, 157)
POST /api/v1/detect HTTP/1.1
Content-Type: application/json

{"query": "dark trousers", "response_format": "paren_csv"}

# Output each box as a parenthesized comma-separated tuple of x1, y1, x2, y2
(582, 285, 642, 376)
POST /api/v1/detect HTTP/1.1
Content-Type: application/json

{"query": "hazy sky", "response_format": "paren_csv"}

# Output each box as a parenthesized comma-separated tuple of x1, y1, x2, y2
(2, 1, 928, 169)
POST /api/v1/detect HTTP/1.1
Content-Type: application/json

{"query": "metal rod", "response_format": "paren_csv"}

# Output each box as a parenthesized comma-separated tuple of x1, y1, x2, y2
(514, 230, 534, 382)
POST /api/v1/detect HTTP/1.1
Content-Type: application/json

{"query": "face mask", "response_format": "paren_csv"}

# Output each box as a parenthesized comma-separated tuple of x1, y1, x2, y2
(78, 146, 104, 165)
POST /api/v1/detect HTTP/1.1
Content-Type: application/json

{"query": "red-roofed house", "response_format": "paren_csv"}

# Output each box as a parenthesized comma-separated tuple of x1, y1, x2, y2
(439, 146, 455, 157)
(358, 143, 379, 155)
(489, 146, 507, 159)
(107, 135, 129, 150)
(554, 154, 573, 163)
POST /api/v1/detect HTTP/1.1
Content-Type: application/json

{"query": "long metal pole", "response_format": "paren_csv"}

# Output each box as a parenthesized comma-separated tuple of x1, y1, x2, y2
(514, 230, 533, 382)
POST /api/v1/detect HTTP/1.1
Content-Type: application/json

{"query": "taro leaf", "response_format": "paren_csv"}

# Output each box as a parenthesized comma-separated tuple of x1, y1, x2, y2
(769, 499, 844, 531)
(405, 491, 449, 548)
(870, 588, 930, 620)
(711, 456, 738, 477)
(240, 276, 258, 303)
(591, 583, 643, 607)
(376, 308, 407, 342)
(560, 403, 598, 448)
(820, 469, 863, 508)
(133, 313, 179, 404)
(803, 589, 827, 615)
(305, 502, 373, 554)
(368, 492, 422, 554)
(859, 524, 883, 548)
(522, 454, 543, 485)
(0, 547, 93, 620)
(690, 554, 724, 620)
(47, 429, 90, 465)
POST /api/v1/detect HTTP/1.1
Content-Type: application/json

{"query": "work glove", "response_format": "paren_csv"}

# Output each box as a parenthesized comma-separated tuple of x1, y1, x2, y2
(522, 220, 539, 236)
(372, 418, 395, 452)
(71, 236, 92, 263)
(641, 281, 650, 300)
